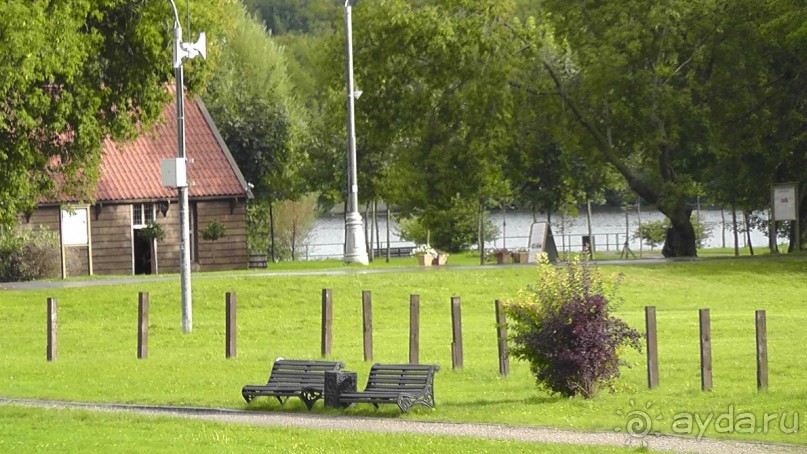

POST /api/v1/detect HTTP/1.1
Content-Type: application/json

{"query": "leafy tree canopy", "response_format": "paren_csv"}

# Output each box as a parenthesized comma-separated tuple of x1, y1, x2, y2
(0, 0, 229, 229)
(203, 2, 307, 202)
(242, 0, 346, 36)
(315, 0, 524, 251)
(526, 0, 802, 256)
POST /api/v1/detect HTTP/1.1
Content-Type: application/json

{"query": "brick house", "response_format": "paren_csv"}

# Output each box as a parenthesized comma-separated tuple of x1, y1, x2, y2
(20, 93, 252, 276)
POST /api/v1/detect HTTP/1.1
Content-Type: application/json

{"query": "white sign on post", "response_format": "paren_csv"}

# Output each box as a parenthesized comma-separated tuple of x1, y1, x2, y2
(772, 184, 797, 221)
(527, 222, 558, 263)
(60, 207, 89, 246)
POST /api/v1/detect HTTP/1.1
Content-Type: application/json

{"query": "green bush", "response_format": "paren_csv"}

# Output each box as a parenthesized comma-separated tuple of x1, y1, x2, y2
(246, 201, 270, 255)
(0, 227, 59, 281)
(633, 220, 668, 248)
(398, 197, 499, 253)
(504, 256, 641, 398)
(139, 221, 165, 241)
(201, 220, 227, 241)
(246, 195, 318, 260)
(634, 215, 713, 248)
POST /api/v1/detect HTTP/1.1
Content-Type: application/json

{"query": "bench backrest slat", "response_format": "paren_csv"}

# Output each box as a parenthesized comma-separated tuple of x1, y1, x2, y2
(265, 359, 343, 385)
(363, 363, 439, 392)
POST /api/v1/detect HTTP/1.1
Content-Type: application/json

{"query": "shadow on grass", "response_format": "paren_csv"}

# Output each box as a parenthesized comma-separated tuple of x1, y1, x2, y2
(241, 399, 313, 413)
(439, 394, 564, 410)
(241, 399, 412, 418)
(623, 254, 807, 278)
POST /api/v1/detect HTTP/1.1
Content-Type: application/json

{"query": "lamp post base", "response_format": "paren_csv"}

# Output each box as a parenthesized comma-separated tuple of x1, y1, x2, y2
(345, 211, 369, 265)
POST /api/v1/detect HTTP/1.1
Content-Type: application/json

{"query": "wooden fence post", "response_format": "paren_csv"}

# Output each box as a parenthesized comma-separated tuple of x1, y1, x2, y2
(645, 306, 659, 389)
(495, 300, 509, 377)
(699, 308, 712, 391)
(226, 292, 236, 358)
(451, 296, 463, 369)
(409, 295, 420, 364)
(321, 289, 333, 357)
(138, 292, 148, 359)
(47, 297, 57, 362)
(362, 290, 373, 362)
(756, 310, 768, 391)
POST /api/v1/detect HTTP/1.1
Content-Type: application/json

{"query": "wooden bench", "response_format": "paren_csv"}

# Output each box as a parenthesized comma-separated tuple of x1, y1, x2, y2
(241, 358, 344, 410)
(338, 363, 440, 413)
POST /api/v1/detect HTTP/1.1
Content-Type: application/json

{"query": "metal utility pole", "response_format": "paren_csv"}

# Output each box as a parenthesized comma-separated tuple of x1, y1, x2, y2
(167, 0, 206, 332)
(343, 1, 369, 265)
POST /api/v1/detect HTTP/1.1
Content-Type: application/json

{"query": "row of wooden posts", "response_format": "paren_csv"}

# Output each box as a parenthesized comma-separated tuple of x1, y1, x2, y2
(644, 306, 769, 392)
(46, 293, 240, 361)
(44, 293, 770, 391)
(43, 290, 511, 375)
(316, 289, 506, 372)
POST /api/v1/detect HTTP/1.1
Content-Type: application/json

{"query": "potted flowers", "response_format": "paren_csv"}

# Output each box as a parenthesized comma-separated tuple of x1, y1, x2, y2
(514, 248, 530, 264)
(412, 244, 437, 267)
(491, 248, 512, 264)
(433, 251, 449, 266)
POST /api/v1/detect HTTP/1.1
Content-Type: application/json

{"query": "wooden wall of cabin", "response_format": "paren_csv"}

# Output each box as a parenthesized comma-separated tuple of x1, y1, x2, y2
(90, 204, 134, 275)
(18, 206, 60, 232)
(194, 199, 249, 272)
(152, 201, 179, 274)
(17, 199, 247, 277)
(142, 198, 248, 274)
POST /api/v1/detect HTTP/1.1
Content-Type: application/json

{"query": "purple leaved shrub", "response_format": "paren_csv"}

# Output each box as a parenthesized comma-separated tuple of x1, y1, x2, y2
(505, 256, 641, 398)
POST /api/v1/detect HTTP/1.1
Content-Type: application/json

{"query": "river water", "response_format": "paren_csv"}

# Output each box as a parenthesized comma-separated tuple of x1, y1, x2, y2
(303, 208, 771, 260)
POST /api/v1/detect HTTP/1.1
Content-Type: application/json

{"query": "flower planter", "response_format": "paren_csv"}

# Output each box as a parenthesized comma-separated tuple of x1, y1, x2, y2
(496, 252, 512, 264)
(434, 253, 449, 266)
(416, 254, 433, 267)
(514, 251, 530, 264)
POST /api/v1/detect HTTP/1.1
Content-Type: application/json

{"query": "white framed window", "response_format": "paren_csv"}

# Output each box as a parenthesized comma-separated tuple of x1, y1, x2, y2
(133, 203, 155, 228)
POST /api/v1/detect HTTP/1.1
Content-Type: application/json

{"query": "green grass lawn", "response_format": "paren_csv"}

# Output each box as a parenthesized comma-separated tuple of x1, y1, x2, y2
(0, 406, 640, 453)
(1, 256, 806, 447)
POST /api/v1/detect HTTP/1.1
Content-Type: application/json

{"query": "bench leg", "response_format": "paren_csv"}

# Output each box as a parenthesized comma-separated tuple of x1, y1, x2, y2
(300, 389, 322, 411)
(397, 394, 415, 413)
(396, 392, 435, 413)
(242, 392, 253, 404)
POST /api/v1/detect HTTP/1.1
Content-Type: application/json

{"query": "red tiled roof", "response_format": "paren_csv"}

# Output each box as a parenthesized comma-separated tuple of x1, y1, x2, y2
(95, 92, 249, 202)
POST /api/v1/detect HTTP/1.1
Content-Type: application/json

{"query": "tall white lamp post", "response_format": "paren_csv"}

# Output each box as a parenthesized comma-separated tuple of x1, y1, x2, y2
(343, 1, 369, 265)
(164, 0, 206, 332)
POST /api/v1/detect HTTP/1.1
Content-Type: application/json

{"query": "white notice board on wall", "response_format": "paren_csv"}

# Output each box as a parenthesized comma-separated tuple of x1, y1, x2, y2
(60, 205, 93, 277)
(61, 207, 90, 246)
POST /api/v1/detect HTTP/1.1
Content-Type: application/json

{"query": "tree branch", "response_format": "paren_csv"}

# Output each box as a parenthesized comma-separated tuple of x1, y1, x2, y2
(540, 58, 658, 203)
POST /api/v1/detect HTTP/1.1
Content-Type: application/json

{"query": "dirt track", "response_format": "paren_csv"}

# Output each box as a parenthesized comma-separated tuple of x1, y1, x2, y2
(1, 398, 800, 453)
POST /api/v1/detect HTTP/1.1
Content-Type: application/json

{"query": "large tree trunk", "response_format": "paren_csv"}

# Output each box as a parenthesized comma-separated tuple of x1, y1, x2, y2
(661, 207, 697, 257)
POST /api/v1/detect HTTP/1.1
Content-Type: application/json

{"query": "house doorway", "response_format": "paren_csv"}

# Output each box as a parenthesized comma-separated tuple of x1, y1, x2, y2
(133, 229, 153, 275)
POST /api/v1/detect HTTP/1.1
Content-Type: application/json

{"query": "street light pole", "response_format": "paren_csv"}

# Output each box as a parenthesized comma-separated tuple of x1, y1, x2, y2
(167, 0, 206, 332)
(343, 1, 369, 265)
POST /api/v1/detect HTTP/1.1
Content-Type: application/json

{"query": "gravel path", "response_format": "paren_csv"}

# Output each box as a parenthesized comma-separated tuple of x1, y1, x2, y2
(0, 258, 698, 291)
(1, 398, 800, 453)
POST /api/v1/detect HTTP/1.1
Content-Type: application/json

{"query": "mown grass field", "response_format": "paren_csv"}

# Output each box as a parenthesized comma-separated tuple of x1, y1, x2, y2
(0, 406, 643, 453)
(2, 255, 806, 449)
